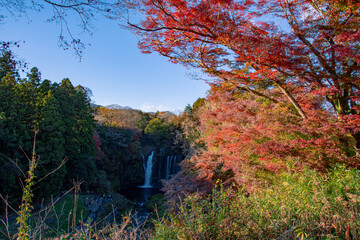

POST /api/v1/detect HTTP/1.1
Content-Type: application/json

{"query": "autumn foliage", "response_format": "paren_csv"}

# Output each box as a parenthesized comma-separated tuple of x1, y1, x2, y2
(188, 83, 358, 189)
(126, 0, 360, 190)
(129, 0, 360, 122)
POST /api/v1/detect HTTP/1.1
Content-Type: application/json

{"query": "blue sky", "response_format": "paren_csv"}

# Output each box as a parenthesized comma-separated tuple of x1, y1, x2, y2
(1, 7, 209, 113)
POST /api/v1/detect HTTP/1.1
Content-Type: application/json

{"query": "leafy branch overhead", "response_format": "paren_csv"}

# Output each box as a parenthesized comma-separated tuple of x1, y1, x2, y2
(0, 0, 125, 57)
(126, 0, 359, 126)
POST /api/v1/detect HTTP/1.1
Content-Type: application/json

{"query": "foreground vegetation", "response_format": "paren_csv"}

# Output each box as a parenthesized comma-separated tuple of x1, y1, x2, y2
(5, 164, 358, 239)
(153, 166, 360, 240)
(55, 165, 360, 240)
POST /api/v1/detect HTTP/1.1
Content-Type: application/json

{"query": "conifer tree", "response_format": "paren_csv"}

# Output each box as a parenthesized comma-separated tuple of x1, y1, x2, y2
(0, 50, 23, 206)
(35, 90, 66, 199)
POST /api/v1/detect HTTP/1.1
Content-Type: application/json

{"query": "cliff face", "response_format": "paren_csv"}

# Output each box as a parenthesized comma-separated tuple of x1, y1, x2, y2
(95, 125, 183, 191)
(94, 106, 185, 191)
(139, 142, 183, 188)
(95, 125, 144, 191)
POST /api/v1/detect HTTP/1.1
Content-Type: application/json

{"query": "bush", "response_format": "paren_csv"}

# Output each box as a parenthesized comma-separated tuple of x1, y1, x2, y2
(152, 165, 360, 239)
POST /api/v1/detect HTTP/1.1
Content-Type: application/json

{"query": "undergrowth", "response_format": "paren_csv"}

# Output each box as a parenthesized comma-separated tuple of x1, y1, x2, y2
(2, 163, 359, 239)
(152, 165, 360, 239)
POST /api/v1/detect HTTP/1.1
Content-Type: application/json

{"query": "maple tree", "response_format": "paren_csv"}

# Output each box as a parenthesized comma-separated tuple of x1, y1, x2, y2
(189, 83, 359, 189)
(126, 0, 360, 142)
(124, 0, 360, 190)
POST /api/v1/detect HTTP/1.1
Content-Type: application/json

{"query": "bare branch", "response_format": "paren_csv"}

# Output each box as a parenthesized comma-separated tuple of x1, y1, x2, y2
(34, 157, 68, 185)
(0, 194, 19, 215)
(0, 153, 26, 178)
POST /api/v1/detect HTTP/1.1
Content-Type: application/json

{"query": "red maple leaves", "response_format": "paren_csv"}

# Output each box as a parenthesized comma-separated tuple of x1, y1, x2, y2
(129, 0, 359, 118)
(126, 0, 360, 189)
(192, 83, 358, 189)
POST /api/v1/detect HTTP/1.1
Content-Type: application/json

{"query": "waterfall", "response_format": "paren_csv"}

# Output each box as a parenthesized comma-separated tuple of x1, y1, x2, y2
(172, 156, 177, 174)
(164, 155, 182, 181)
(140, 152, 145, 171)
(166, 156, 171, 180)
(139, 151, 154, 188)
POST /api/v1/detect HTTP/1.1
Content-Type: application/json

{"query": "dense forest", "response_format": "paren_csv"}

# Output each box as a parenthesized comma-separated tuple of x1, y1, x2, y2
(0, 47, 96, 206)
(1, 0, 360, 239)
(0, 45, 185, 206)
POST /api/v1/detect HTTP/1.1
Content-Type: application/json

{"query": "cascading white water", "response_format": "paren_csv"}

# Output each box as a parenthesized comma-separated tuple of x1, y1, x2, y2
(139, 151, 154, 188)
(166, 156, 171, 180)
(140, 152, 145, 171)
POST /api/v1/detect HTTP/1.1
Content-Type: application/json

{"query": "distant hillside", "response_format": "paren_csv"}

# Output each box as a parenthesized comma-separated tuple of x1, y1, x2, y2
(94, 105, 176, 129)
(95, 107, 141, 129)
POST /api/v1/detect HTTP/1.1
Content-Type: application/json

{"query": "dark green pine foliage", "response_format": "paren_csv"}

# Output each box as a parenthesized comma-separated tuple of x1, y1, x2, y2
(0, 51, 22, 152)
(55, 79, 96, 190)
(14, 67, 43, 152)
(26, 67, 43, 127)
(0, 51, 18, 80)
(0, 49, 97, 208)
(34, 90, 66, 200)
(0, 51, 24, 207)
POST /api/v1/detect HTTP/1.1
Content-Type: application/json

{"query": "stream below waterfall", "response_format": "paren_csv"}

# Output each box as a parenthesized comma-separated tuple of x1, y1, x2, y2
(120, 187, 162, 203)
(79, 187, 162, 229)
(119, 187, 163, 225)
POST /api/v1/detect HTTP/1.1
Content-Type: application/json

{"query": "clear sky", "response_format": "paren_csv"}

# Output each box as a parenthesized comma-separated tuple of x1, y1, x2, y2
(1, 7, 210, 113)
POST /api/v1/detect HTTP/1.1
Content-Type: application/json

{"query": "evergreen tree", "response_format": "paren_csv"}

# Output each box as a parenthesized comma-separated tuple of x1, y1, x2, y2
(0, 51, 24, 207)
(14, 67, 43, 147)
(35, 90, 66, 200)
(54, 78, 96, 189)
(0, 51, 17, 80)
(0, 50, 97, 207)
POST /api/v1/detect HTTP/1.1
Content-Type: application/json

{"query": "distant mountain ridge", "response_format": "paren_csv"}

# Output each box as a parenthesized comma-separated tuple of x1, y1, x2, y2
(105, 104, 133, 110)
(93, 103, 182, 115)
(97, 103, 183, 115)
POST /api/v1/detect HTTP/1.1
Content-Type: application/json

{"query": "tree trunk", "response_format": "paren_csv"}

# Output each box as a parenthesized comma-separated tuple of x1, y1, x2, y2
(275, 81, 308, 119)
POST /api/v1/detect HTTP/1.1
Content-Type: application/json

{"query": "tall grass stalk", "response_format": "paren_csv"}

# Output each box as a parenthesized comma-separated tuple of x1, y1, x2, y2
(16, 132, 38, 240)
